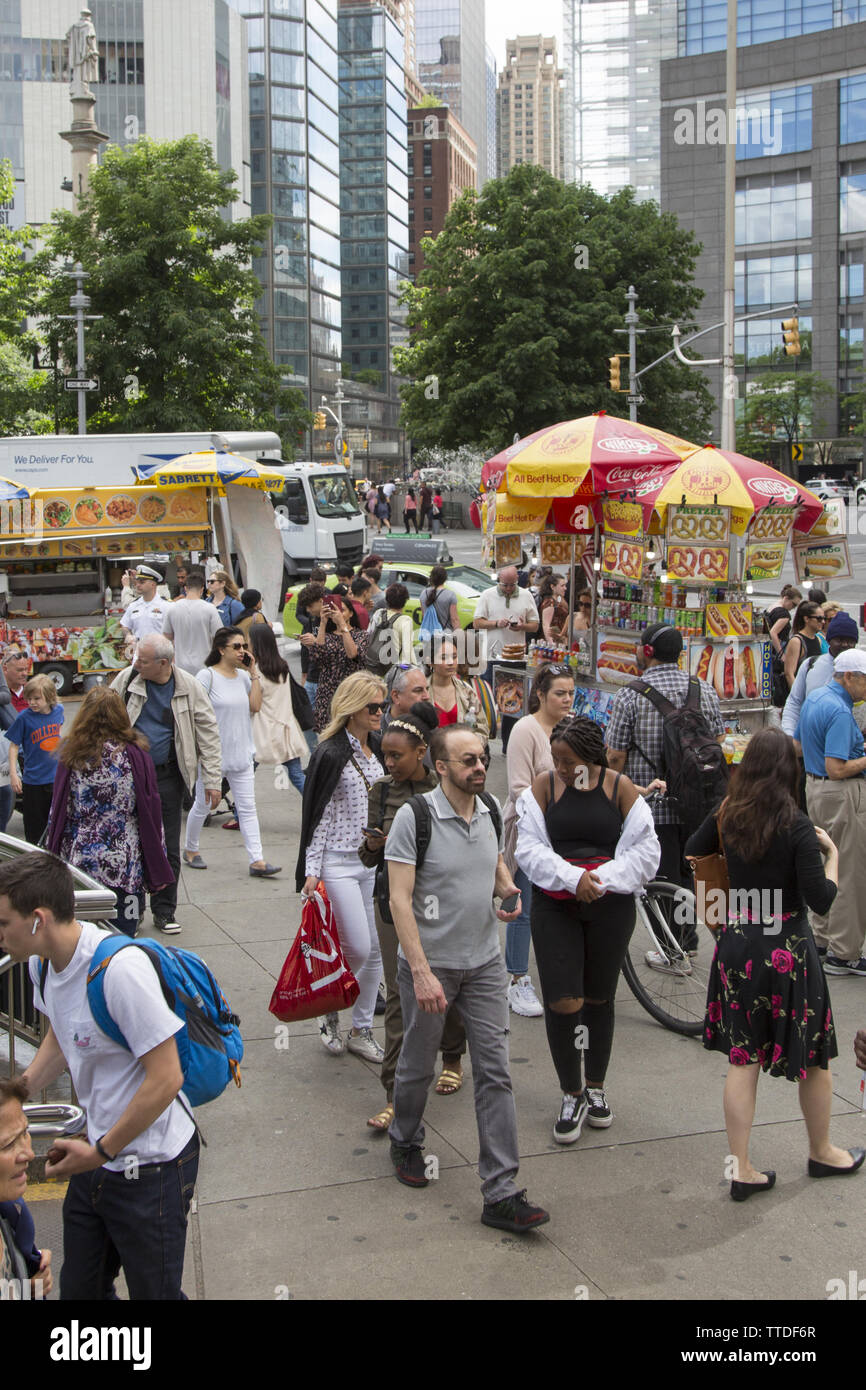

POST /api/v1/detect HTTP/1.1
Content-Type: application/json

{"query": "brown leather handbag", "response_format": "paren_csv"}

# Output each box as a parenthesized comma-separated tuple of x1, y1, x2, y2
(685, 813, 729, 932)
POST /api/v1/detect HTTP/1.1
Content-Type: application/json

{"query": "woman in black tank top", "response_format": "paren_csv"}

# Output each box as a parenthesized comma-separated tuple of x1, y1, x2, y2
(526, 717, 643, 1144)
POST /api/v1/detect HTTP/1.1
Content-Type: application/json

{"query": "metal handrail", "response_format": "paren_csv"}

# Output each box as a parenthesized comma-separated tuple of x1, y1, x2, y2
(23, 1102, 86, 1137)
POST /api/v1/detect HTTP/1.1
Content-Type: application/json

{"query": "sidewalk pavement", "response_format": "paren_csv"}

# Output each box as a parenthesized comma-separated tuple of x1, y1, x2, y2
(13, 740, 866, 1302)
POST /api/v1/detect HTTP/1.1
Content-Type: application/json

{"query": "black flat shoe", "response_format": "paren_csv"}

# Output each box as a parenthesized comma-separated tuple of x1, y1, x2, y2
(808, 1147, 866, 1179)
(730, 1170, 776, 1202)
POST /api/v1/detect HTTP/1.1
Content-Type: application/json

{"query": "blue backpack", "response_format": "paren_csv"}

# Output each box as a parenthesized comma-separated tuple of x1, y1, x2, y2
(83, 937, 243, 1109)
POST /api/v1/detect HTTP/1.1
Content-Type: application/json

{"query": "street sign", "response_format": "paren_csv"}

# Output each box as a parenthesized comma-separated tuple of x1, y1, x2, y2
(791, 443, 803, 462)
(64, 377, 99, 391)
(333, 433, 343, 461)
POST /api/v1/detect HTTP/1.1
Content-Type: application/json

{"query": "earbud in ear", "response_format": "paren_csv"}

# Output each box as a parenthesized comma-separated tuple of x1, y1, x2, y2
(31, 918, 39, 935)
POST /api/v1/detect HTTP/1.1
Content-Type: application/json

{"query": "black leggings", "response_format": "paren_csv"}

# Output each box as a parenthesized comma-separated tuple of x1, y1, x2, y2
(530, 888, 636, 1092)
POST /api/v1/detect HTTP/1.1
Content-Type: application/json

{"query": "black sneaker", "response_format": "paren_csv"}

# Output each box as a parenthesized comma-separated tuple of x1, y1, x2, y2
(390, 1142, 429, 1188)
(824, 955, 866, 977)
(481, 1189, 550, 1234)
(553, 1092, 588, 1144)
(374, 981, 387, 1016)
(585, 1087, 613, 1129)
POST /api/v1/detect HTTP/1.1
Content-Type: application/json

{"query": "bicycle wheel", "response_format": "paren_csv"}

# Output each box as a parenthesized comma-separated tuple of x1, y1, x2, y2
(621, 879, 713, 1037)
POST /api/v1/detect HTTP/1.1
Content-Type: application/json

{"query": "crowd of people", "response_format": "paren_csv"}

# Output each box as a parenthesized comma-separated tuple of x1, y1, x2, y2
(1, 552, 865, 1299)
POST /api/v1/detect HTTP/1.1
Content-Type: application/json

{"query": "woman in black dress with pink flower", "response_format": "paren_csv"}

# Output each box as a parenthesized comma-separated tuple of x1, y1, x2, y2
(686, 727, 864, 1201)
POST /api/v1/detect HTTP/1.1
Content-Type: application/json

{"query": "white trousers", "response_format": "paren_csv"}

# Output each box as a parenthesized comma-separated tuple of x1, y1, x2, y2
(185, 765, 263, 865)
(320, 850, 382, 1031)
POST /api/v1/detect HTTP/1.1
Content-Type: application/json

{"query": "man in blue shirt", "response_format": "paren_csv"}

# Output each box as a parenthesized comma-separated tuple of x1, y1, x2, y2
(796, 648, 866, 975)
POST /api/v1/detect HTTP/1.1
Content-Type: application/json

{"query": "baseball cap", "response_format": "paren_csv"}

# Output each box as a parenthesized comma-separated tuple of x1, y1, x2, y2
(134, 564, 163, 582)
(826, 613, 858, 642)
(643, 622, 684, 662)
(833, 648, 866, 674)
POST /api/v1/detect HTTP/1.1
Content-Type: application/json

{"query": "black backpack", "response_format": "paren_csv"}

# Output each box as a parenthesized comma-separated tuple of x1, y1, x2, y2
(372, 787, 502, 924)
(365, 610, 401, 677)
(630, 677, 729, 834)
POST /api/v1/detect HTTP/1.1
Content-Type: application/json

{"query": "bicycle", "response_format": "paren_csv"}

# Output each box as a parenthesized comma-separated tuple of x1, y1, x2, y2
(621, 876, 712, 1037)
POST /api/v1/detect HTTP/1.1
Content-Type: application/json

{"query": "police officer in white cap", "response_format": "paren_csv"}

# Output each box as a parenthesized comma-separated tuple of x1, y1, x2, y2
(120, 565, 173, 649)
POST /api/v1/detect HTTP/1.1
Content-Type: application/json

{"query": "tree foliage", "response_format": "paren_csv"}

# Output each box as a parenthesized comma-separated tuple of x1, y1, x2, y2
(736, 370, 834, 454)
(394, 165, 714, 453)
(32, 137, 310, 447)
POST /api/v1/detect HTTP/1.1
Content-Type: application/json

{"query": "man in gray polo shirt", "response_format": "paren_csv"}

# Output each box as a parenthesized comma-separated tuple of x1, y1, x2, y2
(385, 723, 549, 1234)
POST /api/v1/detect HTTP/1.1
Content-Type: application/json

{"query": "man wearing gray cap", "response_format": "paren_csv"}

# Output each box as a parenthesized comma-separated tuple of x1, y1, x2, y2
(797, 647, 866, 976)
(120, 565, 172, 650)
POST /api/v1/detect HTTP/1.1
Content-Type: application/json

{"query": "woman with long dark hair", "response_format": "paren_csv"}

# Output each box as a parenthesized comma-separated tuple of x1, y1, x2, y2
(783, 600, 825, 690)
(304, 594, 368, 732)
(46, 686, 173, 935)
(516, 716, 660, 1143)
(538, 575, 569, 646)
(685, 726, 863, 1199)
(183, 627, 281, 877)
(420, 565, 459, 633)
(248, 624, 307, 795)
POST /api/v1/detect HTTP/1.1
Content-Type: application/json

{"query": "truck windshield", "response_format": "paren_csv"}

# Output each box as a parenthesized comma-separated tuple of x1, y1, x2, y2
(311, 474, 360, 518)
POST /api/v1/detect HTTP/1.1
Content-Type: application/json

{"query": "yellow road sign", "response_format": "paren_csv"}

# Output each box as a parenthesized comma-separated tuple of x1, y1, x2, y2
(791, 443, 803, 462)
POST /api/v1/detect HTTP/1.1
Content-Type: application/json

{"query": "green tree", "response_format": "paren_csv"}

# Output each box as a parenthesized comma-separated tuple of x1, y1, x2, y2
(736, 370, 834, 462)
(33, 136, 310, 447)
(393, 165, 714, 452)
(0, 341, 52, 435)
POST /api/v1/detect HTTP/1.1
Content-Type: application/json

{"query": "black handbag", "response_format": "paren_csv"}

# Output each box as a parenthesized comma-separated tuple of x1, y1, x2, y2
(289, 671, 315, 731)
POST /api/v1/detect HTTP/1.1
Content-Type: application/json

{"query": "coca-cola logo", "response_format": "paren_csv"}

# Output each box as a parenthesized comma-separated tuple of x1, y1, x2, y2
(597, 437, 659, 455)
(539, 429, 587, 456)
(604, 465, 663, 485)
(748, 477, 798, 502)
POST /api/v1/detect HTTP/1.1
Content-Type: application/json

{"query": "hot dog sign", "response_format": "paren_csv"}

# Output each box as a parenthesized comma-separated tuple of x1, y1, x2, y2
(690, 638, 770, 703)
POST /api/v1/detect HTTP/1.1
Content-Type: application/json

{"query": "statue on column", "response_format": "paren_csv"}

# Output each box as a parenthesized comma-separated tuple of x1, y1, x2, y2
(66, 8, 99, 96)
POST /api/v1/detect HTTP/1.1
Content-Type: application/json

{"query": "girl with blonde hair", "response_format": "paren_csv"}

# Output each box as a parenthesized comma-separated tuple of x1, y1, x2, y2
(206, 569, 244, 626)
(296, 671, 387, 1060)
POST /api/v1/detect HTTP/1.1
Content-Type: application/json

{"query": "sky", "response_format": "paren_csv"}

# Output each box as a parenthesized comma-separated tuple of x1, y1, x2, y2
(484, 0, 565, 70)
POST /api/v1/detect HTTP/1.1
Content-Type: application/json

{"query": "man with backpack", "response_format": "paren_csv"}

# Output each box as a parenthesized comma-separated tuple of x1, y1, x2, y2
(366, 583, 414, 679)
(0, 853, 200, 1299)
(384, 723, 550, 1234)
(605, 623, 726, 953)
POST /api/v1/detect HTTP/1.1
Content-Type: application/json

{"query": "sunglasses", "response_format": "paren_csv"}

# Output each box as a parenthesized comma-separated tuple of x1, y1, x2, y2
(577, 602, 592, 610)
(366, 702, 387, 714)
(445, 754, 486, 767)
(227, 642, 247, 651)
(544, 664, 574, 677)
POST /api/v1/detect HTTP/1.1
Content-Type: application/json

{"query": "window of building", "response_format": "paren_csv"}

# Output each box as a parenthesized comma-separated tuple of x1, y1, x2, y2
(735, 172, 811, 244)
(841, 162, 866, 233)
(736, 85, 811, 159)
(735, 253, 812, 308)
(840, 247, 864, 298)
(423, 206, 432, 222)
(424, 185, 433, 198)
(841, 74, 866, 145)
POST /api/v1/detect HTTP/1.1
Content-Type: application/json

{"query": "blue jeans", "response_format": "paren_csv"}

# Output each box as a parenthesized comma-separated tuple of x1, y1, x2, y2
(505, 865, 532, 977)
(60, 1132, 200, 1300)
(283, 757, 305, 794)
(106, 888, 145, 937)
(0, 783, 13, 834)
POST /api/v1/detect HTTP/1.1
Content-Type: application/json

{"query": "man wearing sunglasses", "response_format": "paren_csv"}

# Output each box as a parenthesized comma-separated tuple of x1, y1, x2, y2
(384, 723, 549, 1234)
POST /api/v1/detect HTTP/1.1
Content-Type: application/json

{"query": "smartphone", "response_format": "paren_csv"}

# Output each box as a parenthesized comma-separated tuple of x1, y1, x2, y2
(363, 826, 386, 837)
(500, 892, 520, 913)
(241, 651, 252, 667)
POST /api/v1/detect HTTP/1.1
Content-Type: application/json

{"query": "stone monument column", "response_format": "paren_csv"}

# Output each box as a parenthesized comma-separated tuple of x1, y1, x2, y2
(60, 8, 109, 199)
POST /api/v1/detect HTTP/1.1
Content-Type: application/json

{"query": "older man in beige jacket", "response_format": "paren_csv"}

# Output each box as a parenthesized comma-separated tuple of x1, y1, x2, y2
(111, 633, 222, 935)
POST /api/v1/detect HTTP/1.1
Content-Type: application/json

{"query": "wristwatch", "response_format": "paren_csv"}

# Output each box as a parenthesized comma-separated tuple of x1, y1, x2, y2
(95, 1137, 117, 1163)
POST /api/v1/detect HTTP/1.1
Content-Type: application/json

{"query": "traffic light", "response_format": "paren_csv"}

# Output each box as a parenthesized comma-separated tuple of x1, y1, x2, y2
(608, 355, 622, 391)
(781, 318, 800, 357)
(313, 411, 327, 429)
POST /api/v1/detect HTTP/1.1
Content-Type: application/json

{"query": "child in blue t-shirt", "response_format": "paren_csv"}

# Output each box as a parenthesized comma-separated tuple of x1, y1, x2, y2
(7, 675, 65, 845)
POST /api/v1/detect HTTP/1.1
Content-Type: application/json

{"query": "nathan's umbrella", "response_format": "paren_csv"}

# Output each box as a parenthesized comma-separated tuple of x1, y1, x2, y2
(618, 446, 824, 536)
(133, 450, 287, 492)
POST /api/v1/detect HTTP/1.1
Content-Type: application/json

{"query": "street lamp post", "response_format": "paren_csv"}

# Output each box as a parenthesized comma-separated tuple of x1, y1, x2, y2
(56, 261, 102, 436)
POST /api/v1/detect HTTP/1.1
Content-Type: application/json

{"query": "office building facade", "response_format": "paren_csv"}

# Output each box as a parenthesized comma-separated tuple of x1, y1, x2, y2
(415, 0, 491, 184)
(661, 13, 866, 444)
(497, 34, 564, 179)
(0, 0, 248, 227)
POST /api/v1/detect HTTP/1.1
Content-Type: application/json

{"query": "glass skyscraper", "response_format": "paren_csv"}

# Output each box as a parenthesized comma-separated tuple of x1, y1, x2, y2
(415, 0, 491, 185)
(678, 0, 866, 54)
(227, 0, 342, 413)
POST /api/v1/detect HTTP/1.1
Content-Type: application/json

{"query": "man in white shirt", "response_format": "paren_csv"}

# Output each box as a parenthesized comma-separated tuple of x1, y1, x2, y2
(472, 566, 539, 750)
(120, 565, 172, 653)
(0, 853, 198, 1300)
(161, 572, 222, 674)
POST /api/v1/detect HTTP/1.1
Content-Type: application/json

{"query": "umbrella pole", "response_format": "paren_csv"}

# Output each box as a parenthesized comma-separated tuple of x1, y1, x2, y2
(589, 525, 599, 680)
(567, 534, 575, 658)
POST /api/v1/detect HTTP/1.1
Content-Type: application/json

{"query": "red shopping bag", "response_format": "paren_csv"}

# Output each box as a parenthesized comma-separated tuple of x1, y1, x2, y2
(268, 885, 359, 1023)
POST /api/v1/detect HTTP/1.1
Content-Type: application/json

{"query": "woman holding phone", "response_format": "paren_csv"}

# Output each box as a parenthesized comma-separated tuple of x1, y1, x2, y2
(183, 627, 282, 877)
(686, 727, 863, 1199)
(302, 595, 368, 733)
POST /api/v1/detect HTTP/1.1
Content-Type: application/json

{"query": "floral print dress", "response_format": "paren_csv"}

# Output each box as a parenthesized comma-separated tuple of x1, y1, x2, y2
(686, 809, 838, 1081)
(59, 740, 144, 897)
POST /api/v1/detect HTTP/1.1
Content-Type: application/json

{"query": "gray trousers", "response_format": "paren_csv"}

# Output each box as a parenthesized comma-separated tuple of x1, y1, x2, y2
(390, 953, 520, 1203)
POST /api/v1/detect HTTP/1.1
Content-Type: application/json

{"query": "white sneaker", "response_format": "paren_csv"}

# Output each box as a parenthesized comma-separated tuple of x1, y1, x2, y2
(319, 1013, 345, 1056)
(645, 949, 692, 975)
(507, 974, 544, 1017)
(346, 1027, 384, 1063)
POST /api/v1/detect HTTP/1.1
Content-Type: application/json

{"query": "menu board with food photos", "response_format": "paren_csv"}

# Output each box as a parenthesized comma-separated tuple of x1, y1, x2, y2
(0, 532, 209, 559)
(494, 533, 523, 567)
(22, 487, 208, 539)
(601, 536, 646, 582)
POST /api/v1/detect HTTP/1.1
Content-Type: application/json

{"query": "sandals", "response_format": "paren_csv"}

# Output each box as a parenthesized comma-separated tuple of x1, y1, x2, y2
(435, 1067, 463, 1096)
(222, 819, 240, 830)
(366, 1103, 394, 1132)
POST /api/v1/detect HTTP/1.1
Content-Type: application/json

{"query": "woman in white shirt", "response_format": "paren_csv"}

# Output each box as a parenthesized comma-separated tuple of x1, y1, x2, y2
(183, 627, 281, 877)
(503, 663, 576, 1018)
(297, 671, 386, 1062)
